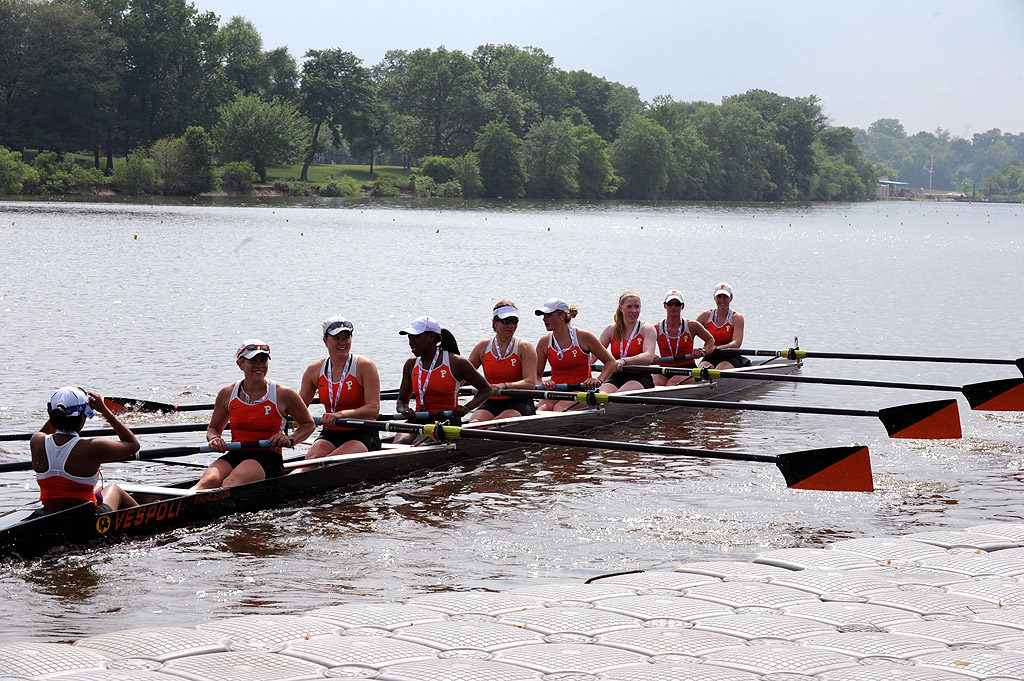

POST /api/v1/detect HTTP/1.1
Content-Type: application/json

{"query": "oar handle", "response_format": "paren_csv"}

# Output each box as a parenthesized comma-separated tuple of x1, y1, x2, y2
(134, 439, 273, 461)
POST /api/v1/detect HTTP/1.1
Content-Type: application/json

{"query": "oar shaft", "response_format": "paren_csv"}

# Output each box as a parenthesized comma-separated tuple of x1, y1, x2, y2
(496, 388, 879, 418)
(720, 348, 1021, 366)
(336, 419, 777, 463)
(632, 365, 961, 392)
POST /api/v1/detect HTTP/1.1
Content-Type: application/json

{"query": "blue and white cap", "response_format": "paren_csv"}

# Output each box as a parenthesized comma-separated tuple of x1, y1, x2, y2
(399, 316, 442, 336)
(48, 386, 94, 419)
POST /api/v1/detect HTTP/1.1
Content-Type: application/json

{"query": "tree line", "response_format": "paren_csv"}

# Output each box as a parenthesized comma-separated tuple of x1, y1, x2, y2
(0, 0, 881, 200)
(854, 119, 1024, 200)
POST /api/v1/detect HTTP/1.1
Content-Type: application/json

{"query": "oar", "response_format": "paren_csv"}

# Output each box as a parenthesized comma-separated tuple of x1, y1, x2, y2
(621, 366, 1024, 412)
(715, 348, 1024, 376)
(0, 440, 273, 473)
(103, 385, 479, 414)
(496, 388, 962, 440)
(0, 411, 455, 442)
(333, 418, 872, 492)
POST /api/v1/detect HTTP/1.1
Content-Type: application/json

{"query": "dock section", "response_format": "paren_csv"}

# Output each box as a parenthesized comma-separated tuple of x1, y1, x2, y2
(4, 522, 1024, 679)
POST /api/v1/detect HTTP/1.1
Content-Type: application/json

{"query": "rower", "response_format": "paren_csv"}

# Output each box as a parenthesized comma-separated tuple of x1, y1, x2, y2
(467, 300, 539, 422)
(597, 290, 659, 393)
(394, 316, 492, 444)
(696, 282, 750, 370)
(193, 339, 315, 489)
(653, 289, 716, 386)
(31, 386, 140, 512)
(299, 315, 382, 461)
(534, 298, 619, 411)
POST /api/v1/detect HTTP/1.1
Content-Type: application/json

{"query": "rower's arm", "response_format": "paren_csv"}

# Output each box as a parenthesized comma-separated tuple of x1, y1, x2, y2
(690, 320, 717, 355)
(534, 335, 550, 385)
(395, 358, 416, 416)
(280, 387, 316, 447)
(453, 356, 492, 412)
(298, 360, 320, 406)
(84, 393, 140, 462)
(580, 330, 622, 383)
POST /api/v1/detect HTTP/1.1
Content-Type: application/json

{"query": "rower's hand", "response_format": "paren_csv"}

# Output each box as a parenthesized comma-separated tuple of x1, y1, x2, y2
(453, 404, 471, 418)
(208, 435, 228, 453)
(86, 391, 110, 417)
(583, 377, 602, 389)
(268, 431, 293, 448)
(542, 378, 556, 389)
(398, 406, 415, 418)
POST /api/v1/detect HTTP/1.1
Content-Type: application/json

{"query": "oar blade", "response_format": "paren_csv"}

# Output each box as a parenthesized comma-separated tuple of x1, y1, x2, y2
(103, 397, 177, 414)
(776, 446, 873, 492)
(878, 399, 961, 439)
(962, 378, 1024, 411)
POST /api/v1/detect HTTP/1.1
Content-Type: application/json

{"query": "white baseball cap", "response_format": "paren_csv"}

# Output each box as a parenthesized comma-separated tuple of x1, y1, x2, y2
(664, 289, 684, 304)
(399, 316, 442, 336)
(323, 315, 354, 336)
(236, 338, 271, 360)
(493, 305, 520, 320)
(48, 386, 94, 419)
(713, 282, 734, 299)
(535, 298, 570, 315)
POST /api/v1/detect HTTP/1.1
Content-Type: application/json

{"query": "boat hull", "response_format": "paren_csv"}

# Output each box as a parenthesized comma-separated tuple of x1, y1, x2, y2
(0, 359, 797, 559)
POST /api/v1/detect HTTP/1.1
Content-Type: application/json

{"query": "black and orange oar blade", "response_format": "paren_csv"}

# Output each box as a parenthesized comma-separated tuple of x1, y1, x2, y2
(776, 446, 873, 492)
(104, 397, 182, 414)
(962, 378, 1024, 411)
(878, 399, 961, 439)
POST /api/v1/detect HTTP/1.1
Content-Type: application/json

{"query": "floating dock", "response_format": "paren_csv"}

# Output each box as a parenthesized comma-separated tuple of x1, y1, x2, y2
(5, 523, 1024, 679)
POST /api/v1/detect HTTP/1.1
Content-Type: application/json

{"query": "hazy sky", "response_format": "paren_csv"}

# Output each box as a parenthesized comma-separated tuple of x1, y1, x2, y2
(192, 0, 1023, 138)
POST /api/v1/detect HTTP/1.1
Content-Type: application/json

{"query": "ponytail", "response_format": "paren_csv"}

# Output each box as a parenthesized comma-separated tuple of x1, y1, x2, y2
(439, 328, 460, 355)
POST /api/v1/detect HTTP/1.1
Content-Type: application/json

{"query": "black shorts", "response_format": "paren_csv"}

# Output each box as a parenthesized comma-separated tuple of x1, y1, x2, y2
(95, 503, 112, 514)
(603, 370, 655, 389)
(317, 427, 382, 451)
(476, 397, 536, 417)
(217, 448, 285, 479)
(706, 350, 752, 368)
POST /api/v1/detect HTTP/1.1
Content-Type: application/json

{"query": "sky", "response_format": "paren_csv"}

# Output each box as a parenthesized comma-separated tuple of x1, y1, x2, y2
(191, 0, 1024, 139)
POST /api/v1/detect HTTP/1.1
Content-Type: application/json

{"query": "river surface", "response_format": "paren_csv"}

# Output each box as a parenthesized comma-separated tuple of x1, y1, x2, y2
(0, 197, 1021, 643)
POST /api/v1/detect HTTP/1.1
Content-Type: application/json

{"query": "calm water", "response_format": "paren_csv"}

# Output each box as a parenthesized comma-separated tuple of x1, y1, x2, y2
(0, 198, 1022, 643)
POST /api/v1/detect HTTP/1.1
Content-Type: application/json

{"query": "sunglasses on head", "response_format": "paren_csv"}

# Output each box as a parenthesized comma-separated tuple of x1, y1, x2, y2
(495, 317, 519, 325)
(325, 321, 354, 334)
(665, 301, 683, 307)
(242, 343, 270, 353)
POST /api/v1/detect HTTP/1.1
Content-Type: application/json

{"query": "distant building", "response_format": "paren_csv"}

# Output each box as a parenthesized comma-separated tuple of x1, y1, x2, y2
(877, 178, 910, 198)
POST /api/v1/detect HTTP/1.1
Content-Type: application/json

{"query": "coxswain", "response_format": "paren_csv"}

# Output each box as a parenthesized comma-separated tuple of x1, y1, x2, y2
(597, 290, 659, 393)
(467, 300, 539, 422)
(696, 283, 750, 370)
(394, 316, 492, 443)
(534, 298, 619, 411)
(194, 339, 315, 489)
(653, 289, 716, 386)
(299, 316, 382, 461)
(31, 386, 139, 512)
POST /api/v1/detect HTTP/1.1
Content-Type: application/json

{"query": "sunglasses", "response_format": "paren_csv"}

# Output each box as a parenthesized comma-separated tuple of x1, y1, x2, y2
(325, 321, 354, 334)
(495, 317, 519, 325)
(237, 343, 271, 359)
(665, 301, 683, 307)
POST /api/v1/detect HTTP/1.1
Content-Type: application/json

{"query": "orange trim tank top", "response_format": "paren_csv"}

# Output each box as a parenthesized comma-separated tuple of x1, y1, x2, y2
(482, 337, 523, 400)
(658, 319, 695, 367)
(706, 309, 736, 346)
(228, 380, 285, 449)
(37, 434, 99, 505)
(546, 327, 591, 384)
(412, 350, 461, 411)
(317, 355, 367, 431)
(610, 320, 645, 360)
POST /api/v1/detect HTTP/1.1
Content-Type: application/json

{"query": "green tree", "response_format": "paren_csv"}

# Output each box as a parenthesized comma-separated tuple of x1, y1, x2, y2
(475, 119, 526, 198)
(384, 47, 485, 156)
(0, 0, 29, 147)
(694, 100, 779, 201)
(298, 49, 374, 181)
(574, 125, 613, 199)
(214, 94, 307, 182)
(611, 117, 672, 199)
(454, 152, 482, 198)
(183, 125, 216, 193)
(420, 156, 458, 183)
(119, 0, 229, 147)
(150, 136, 194, 194)
(0, 146, 37, 193)
(524, 117, 579, 198)
(12, 2, 121, 153)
